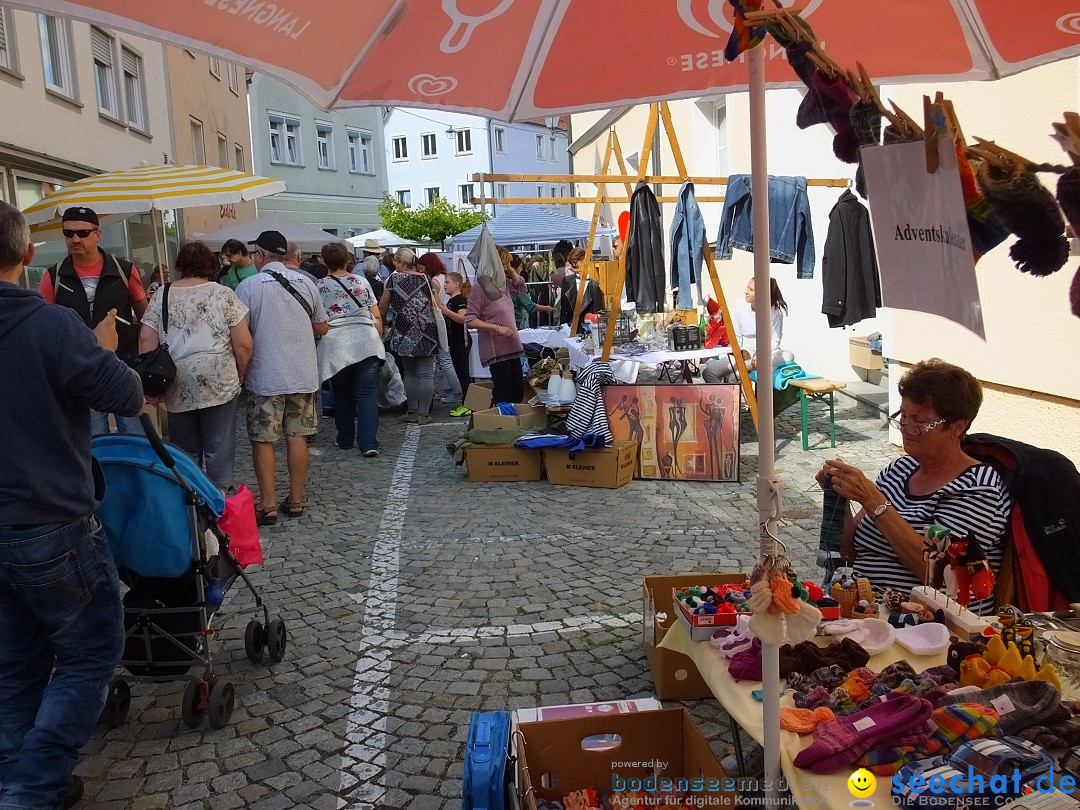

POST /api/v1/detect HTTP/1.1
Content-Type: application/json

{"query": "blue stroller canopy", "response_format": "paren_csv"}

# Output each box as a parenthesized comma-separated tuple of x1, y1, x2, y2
(92, 435, 226, 578)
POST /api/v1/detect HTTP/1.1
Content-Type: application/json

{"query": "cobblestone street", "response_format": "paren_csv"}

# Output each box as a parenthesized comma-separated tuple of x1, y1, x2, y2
(78, 396, 898, 809)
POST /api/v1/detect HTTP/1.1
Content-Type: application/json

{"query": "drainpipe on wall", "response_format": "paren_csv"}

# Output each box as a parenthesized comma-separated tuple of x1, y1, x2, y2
(566, 117, 575, 220)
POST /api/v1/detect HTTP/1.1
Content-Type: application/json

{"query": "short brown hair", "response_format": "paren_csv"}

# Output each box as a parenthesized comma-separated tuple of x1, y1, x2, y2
(320, 241, 351, 271)
(496, 245, 513, 266)
(568, 247, 586, 263)
(898, 358, 983, 424)
(175, 241, 216, 279)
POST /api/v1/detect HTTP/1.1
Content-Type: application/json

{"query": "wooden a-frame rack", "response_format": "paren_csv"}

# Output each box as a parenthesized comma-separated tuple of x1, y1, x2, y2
(471, 101, 849, 429)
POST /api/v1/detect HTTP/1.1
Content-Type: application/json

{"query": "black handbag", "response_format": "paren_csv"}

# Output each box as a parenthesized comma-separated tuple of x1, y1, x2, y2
(128, 283, 177, 397)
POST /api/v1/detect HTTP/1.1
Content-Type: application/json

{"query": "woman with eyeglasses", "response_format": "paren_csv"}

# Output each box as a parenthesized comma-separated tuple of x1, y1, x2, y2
(816, 359, 1011, 615)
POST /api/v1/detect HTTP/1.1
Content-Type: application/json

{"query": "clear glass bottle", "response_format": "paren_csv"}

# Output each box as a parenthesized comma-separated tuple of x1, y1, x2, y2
(1042, 630, 1080, 700)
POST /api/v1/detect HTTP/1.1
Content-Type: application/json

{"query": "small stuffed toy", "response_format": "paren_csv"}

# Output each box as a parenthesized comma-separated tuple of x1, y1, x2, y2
(703, 298, 730, 349)
(563, 787, 601, 810)
(945, 534, 995, 606)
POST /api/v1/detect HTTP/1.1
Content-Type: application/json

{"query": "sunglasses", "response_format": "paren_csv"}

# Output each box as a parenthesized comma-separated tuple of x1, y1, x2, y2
(62, 228, 98, 239)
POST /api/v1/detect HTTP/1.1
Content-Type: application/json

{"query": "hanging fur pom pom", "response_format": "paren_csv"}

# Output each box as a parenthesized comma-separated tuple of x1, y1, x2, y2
(976, 161, 1069, 277)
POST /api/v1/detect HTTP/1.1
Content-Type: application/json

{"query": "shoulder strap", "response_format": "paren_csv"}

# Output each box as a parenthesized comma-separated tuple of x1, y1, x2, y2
(267, 269, 314, 318)
(330, 274, 366, 312)
(160, 283, 171, 348)
(108, 254, 131, 291)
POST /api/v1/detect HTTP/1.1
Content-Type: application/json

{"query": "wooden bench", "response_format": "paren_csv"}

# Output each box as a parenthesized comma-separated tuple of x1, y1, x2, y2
(787, 378, 848, 450)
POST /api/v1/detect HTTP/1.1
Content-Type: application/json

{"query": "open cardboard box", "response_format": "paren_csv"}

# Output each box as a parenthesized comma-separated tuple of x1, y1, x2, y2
(464, 381, 495, 412)
(472, 403, 548, 431)
(465, 445, 543, 483)
(643, 573, 747, 700)
(514, 708, 733, 810)
(543, 441, 638, 489)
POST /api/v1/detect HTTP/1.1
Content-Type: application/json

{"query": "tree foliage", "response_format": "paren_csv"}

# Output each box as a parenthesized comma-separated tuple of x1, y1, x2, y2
(378, 195, 486, 248)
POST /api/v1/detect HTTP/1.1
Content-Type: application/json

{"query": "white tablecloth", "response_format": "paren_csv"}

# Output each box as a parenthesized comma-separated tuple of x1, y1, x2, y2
(564, 338, 641, 384)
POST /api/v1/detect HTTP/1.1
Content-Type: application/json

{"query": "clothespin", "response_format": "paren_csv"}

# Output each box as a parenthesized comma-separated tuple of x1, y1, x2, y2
(888, 101, 923, 138)
(923, 95, 941, 173)
(1051, 111, 1080, 165)
(967, 136, 1034, 172)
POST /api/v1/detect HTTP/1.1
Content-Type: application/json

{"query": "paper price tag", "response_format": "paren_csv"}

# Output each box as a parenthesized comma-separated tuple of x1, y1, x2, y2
(853, 717, 877, 732)
(991, 695, 1016, 715)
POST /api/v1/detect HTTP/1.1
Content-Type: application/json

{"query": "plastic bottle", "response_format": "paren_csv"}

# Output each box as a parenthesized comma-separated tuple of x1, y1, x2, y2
(547, 371, 565, 404)
(560, 371, 577, 405)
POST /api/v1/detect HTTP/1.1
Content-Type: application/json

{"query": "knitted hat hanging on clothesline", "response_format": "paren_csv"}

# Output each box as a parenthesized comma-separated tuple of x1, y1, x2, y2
(1053, 168, 1080, 318)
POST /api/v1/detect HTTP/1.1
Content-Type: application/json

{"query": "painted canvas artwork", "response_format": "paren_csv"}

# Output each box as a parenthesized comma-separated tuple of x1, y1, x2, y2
(602, 384, 741, 482)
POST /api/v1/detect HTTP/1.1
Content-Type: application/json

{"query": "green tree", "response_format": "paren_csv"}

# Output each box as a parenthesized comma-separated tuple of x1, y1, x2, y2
(378, 195, 486, 249)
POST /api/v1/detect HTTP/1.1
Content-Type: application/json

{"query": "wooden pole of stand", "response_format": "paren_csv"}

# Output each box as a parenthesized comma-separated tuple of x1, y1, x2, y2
(570, 131, 616, 336)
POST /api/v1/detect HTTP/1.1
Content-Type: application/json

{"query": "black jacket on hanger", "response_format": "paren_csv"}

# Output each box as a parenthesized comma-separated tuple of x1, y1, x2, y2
(625, 181, 666, 313)
(821, 189, 881, 328)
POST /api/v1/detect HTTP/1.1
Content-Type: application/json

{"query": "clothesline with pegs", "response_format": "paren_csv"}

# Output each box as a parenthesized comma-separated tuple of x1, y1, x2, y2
(741, 6, 1074, 174)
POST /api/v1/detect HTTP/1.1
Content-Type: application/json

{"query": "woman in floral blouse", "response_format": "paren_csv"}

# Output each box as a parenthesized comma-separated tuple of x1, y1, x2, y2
(316, 242, 385, 455)
(139, 241, 252, 491)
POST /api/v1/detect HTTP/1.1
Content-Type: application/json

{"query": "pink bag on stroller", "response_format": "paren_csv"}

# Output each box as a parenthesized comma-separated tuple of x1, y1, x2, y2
(220, 484, 262, 567)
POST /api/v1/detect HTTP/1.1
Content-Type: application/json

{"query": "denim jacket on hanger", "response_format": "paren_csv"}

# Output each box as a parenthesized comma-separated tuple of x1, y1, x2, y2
(670, 180, 706, 308)
(714, 175, 816, 279)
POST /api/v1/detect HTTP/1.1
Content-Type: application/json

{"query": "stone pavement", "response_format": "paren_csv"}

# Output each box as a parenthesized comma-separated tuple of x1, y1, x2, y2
(76, 393, 899, 809)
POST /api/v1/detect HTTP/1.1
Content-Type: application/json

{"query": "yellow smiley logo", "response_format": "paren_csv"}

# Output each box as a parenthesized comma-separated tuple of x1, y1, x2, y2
(847, 768, 876, 799)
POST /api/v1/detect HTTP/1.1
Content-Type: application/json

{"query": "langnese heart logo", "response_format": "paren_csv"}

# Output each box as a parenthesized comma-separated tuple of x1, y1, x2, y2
(407, 73, 458, 97)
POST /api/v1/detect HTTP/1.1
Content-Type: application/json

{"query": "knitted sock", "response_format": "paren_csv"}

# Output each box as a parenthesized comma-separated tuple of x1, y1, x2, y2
(793, 693, 934, 774)
(921, 702, 1000, 756)
(794, 684, 832, 710)
(781, 706, 835, 734)
(878, 660, 918, 689)
(729, 638, 763, 682)
(769, 574, 802, 616)
(976, 160, 1069, 277)
(956, 144, 1010, 261)
(938, 680, 1061, 735)
(809, 664, 848, 691)
(723, 0, 767, 62)
(748, 580, 788, 645)
(835, 637, 872, 671)
(803, 70, 860, 163)
(849, 101, 883, 197)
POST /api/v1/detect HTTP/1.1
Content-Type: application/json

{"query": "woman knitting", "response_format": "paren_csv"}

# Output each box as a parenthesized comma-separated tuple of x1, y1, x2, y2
(816, 359, 1011, 615)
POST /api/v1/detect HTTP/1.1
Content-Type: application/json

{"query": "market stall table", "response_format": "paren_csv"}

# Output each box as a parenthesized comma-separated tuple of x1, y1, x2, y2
(658, 619, 947, 809)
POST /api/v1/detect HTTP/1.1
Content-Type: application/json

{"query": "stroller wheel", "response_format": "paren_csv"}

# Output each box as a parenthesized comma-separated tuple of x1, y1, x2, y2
(266, 618, 287, 663)
(181, 680, 206, 729)
(101, 678, 130, 728)
(208, 679, 235, 729)
(244, 619, 265, 663)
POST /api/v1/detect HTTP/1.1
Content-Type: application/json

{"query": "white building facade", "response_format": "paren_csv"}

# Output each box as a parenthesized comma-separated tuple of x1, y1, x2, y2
(384, 108, 570, 216)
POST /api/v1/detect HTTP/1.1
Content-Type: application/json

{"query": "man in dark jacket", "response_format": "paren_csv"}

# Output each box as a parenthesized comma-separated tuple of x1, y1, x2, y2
(38, 205, 147, 435)
(0, 201, 144, 809)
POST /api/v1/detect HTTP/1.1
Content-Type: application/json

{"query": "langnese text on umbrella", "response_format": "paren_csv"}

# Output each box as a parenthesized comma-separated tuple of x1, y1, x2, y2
(676, 41, 826, 72)
(203, 0, 311, 40)
(894, 223, 968, 251)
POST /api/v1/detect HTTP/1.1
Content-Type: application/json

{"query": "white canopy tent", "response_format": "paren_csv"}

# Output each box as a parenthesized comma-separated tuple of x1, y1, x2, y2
(345, 229, 422, 250)
(195, 213, 344, 254)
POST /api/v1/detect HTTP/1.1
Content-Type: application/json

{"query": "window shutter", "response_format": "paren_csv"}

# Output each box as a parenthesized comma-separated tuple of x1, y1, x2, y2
(121, 48, 138, 76)
(0, 13, 8, 53)
(91, 28, 112, 65)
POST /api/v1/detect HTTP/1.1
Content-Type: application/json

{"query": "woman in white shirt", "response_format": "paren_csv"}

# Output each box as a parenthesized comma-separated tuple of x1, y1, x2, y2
(703, 277, 789, 383)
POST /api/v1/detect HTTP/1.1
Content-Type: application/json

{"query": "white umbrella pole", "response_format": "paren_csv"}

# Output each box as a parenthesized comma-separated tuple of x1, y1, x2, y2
(748, 44, 781, 800)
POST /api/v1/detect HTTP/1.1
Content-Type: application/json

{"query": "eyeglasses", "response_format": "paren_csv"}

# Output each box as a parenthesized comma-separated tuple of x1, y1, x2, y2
(62, 228, 98, 239)
(888, 410, 947, 436)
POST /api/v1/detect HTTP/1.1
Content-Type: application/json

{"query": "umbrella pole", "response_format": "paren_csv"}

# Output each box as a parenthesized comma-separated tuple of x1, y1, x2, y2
(152, 208, 166, 269)
(748, 44, 781, 800)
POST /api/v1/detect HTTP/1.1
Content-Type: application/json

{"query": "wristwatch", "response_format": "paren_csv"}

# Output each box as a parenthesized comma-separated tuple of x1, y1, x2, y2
(870, 500, 892, 519)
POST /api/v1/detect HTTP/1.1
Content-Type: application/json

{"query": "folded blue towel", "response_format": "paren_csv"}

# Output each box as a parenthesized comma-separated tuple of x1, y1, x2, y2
(496, 402, 518, 416)
(514, 432, 607, 458)
(748, 363, 822, 390)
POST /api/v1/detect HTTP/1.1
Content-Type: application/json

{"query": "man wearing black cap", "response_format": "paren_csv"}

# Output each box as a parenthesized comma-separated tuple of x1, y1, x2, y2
(234, 230, 327, 525)
(39, 206, 147, 435)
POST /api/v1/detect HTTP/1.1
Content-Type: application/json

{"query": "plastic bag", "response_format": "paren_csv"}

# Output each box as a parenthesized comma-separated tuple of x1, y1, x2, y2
(467, 223, 506, 301)
(219, 484, 262, 567)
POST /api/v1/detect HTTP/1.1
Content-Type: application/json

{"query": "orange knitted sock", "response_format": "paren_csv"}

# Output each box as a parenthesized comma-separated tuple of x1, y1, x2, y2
(780, 706, 835, 734)
(769, 574, 801, 616)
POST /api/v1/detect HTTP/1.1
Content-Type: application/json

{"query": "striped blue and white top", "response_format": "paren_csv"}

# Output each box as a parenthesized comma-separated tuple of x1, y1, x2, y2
(852, 455, 1011, 616)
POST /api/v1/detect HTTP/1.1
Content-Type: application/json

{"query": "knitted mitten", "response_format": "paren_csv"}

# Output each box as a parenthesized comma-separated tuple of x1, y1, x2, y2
(724, 0, 767, 61)
(956, 143, 1010, 261)
(976, 160, 1069, 276)
(780, 706, 835, 734)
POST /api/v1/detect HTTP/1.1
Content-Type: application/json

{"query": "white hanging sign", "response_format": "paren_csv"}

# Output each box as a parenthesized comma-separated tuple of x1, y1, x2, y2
(861, 140, 985, 339)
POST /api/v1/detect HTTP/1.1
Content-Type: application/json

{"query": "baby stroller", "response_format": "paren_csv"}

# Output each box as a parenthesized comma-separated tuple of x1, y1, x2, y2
(91, 414, 287, 730)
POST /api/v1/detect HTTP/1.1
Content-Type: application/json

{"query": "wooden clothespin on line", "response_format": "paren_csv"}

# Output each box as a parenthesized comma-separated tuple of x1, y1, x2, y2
(966, 136, 1035, 172)
(743, 6, 838, 78)
(1051, 112, 1080, 166)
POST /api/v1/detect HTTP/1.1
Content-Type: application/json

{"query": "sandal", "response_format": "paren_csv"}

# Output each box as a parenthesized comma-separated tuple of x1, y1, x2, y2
(280, 498, 305, 518)
(255, 506, 277, 526)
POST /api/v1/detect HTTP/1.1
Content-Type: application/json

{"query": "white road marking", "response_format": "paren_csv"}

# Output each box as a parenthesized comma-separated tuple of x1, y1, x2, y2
(413, 612, 642, 644)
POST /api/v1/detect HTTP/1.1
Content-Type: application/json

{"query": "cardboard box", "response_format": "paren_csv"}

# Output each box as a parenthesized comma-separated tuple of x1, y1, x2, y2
(514, 708, 732, 810)
(464, 381, 494, 412)
(514, 698, 660, 724)
(465, 445, 543, 483)
(471, 403, 548, 431)
(543, 441, 638, 489)
(849, 336, 884, 371)
(674, 598, 742, 641)
(643, 573, 747, 700)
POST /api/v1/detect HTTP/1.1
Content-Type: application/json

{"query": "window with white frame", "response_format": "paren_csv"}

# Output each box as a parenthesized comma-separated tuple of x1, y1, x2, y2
(421, 133, 437, 158)
(226, 62, 239, 94)
(715, 103, 729, 176)
(217, 133, 228, 167)
(536, 184, 544, 199)
(90, 27, 118, 118)
(459, 183, 474, 205)
(391, 135, 408, 161)
(347, 128, 373, 174)
(493, 127, 506, 154)
(121, 47, 146, 131)
(0, 9, 19, 73)
(235, 144, 245, 172)
(425, 186, 440, 205)
(395, 189, 411, 206)
(268, 113, 301, 165)
(535, 134, 544, 160)
(550, 185, 559, 200)
(208, 56, 220, 78)
(549, 136, 557, 161)
(454, 128, 472, 155)
(497, 183, 507, 199)
(38, 15, 75, 99)
(190, 117, 205, 164)
(316, 121, 334, 169)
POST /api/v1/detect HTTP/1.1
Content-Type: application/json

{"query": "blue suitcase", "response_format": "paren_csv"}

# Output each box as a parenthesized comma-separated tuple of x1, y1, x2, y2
(462, 711, 512, 810)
